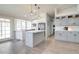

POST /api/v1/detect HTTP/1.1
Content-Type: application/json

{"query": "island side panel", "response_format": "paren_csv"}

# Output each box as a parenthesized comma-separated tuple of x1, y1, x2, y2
(25, 32, 33, 47)
(33, 32, 45, 46)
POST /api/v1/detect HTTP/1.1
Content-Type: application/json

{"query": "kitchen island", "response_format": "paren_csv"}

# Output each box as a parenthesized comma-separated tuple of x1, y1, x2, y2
(25, 30, 45, 48)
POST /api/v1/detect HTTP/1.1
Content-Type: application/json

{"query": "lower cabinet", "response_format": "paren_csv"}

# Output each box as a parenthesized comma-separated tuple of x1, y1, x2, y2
(73, 32, 79, 43)
(67, 32, 75, 42)
(55, 31, 67, 41)
(72, 19, 79, 26)
(55, 31, 79, 43)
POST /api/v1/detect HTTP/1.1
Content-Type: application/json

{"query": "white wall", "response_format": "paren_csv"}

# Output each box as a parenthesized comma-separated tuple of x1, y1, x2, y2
(46, 14, 53, 37)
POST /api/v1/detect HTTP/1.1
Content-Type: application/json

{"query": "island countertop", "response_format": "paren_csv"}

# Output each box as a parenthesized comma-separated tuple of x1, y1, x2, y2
(26, 30, 45, 33)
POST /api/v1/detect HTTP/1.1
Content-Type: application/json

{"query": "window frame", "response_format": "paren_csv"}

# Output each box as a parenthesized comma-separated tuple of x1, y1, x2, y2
(0, 18, 10, 39)
(15, 19, 26, 31)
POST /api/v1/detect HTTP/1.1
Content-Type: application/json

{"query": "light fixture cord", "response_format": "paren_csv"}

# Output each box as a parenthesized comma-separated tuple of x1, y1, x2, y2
(31, 4, 32, 13)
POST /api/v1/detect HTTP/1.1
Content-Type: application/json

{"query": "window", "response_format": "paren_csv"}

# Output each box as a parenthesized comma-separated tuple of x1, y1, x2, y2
(21, 20, 26, 30)
(0, 18, 10, 39)
(15, 19, 26, 30)
(26, 21, 32, 30)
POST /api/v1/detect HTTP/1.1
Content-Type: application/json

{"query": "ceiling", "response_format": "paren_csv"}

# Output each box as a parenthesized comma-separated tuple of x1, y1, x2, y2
(0, 4, 77, 19)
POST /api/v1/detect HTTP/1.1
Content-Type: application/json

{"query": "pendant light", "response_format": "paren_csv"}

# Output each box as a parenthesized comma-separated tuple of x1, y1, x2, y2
(24, 4, 41, 20)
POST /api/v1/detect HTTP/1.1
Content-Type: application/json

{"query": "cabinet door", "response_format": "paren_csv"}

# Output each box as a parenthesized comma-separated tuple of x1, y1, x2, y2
(67, 32, 74, 42)
(61, 19, 69, 25)
(67, 18, 73, 25)
(67, 32, 79, 43)
(61, 31, 68, 41)
(69, 19, 77, 26)
(74, 32, 79, 43)
(55, 31, 61, 40)
(64, 31, 79, 43)
(68, 18, 79, 26)
(55, 31, 67, 41)
(74, 19, 79, 26)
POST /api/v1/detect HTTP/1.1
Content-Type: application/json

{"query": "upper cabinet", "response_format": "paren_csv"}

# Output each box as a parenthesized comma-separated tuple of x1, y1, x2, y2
(55, 14, 79, 26)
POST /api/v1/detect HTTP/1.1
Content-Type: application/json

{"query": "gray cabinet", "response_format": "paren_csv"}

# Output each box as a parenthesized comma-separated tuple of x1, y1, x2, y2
(73, 32, 79, 43)
(55, 18, 69, 26)
(55, 31, 79, 43)
(61, 19, 69, 25)
(73, 19, 79, 26)
(67, 32, 75, 42)
(55, 14, 79, 43)
(55, 31, 67, 41)
(68, 18, 79, 26)
(55, 18, 79, 26)
(55, 31, 62, 40)
(67, 18, 73, 25)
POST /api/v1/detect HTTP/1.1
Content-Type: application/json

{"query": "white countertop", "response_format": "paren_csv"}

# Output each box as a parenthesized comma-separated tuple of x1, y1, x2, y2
(26, 30, 45, 33)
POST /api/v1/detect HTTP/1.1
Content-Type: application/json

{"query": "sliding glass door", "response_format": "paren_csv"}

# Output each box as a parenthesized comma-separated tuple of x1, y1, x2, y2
(15, 19, 26, 40)
(15, 19, 26, 30)
(0, 18, 10, 40)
